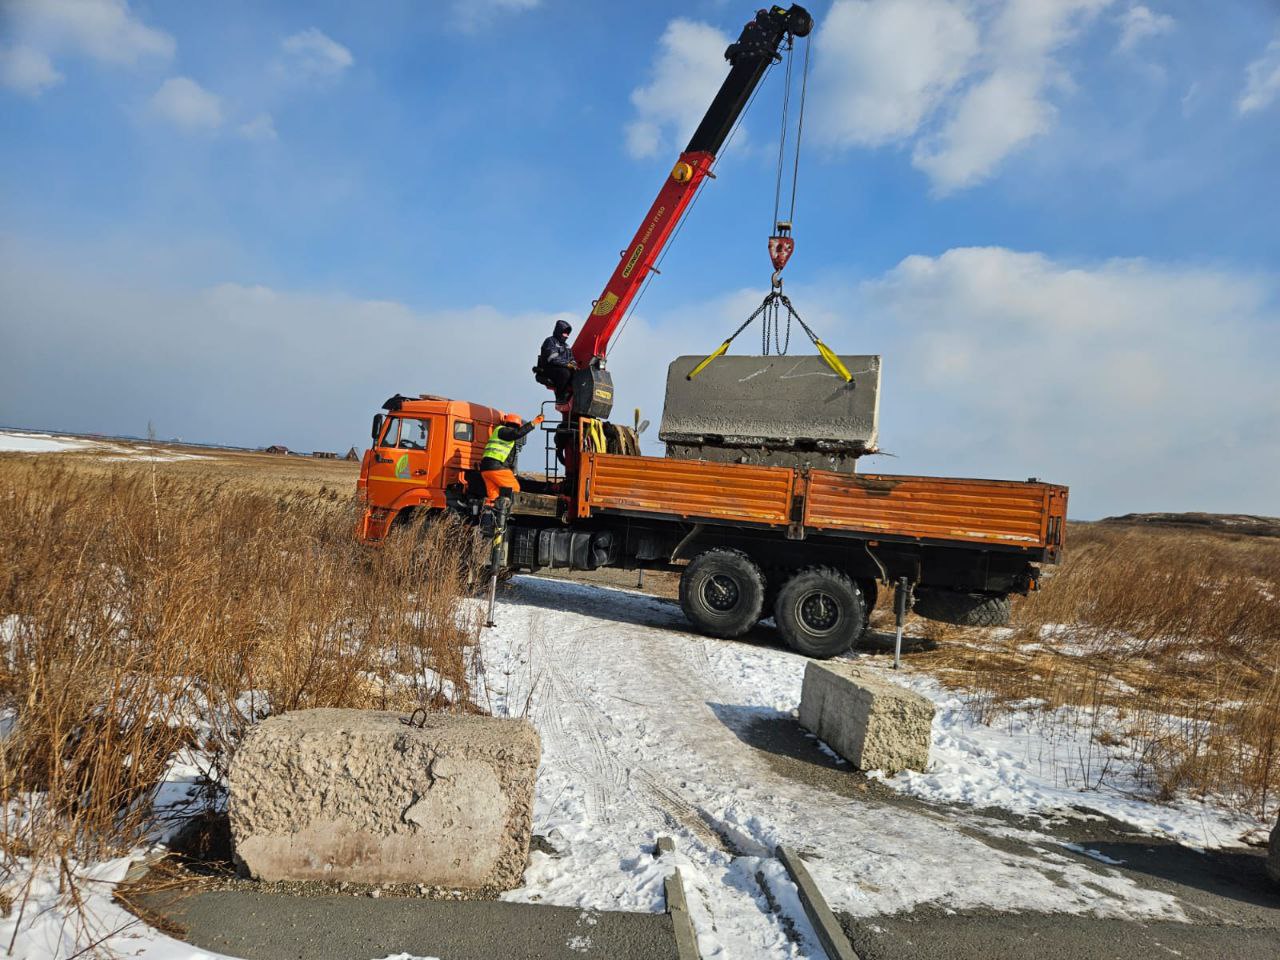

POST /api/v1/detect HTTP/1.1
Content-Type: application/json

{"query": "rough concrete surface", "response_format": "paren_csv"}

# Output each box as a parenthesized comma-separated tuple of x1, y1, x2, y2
(798, 660, 934, 773)
(1270, 814, 1279, 884)
(659, 353, 881, 455)
(134, 889, 678, 960)
(229, 708, 540, 889)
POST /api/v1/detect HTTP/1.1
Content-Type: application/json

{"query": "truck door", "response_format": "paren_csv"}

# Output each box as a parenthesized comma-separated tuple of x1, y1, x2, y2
(366, 414, 438, 514)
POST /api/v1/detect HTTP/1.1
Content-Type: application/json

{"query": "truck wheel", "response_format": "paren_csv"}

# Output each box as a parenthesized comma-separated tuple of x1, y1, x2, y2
(679, 549, 765, 639)
(912, 589, 1011, 627)
(774, 567, 865, 659)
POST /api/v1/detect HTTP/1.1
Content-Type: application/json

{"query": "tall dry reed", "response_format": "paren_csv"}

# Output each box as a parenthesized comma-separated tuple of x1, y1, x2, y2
(0, 461, 486, 927)
(894, 522, 1280, 815)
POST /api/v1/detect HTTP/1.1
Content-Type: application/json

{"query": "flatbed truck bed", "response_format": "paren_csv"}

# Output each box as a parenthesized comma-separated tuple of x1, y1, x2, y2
(574, 451, 1066, 554)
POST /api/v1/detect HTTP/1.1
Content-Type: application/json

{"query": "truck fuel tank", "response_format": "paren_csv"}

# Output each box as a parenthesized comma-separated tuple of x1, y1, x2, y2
(658, 354, 881, 474)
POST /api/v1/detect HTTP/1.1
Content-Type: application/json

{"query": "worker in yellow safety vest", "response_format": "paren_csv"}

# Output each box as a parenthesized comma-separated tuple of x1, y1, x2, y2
(480, 412, 544, 503)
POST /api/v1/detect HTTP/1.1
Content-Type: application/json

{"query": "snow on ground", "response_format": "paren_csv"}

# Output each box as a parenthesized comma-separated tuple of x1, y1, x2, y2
(5, 573, 1262, 959)
(0, 430, 95, 453)
(0, 855, 240, 960)
(104, 451, 210, 462)
(0, 429, 208, 460)
(479, 576, 1197, 959)
(1, 747, 237, 960)
(869, 670, 1270, 849)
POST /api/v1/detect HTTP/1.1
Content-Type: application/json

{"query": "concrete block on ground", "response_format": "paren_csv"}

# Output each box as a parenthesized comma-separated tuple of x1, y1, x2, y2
(228, 708, 540, 889)
(1269, 815, 1279, 885)
(798, 661, 933, 774)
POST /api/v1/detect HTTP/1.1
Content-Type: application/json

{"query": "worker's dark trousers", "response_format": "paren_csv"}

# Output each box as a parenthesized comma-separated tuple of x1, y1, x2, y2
(545, 366, 573, 400)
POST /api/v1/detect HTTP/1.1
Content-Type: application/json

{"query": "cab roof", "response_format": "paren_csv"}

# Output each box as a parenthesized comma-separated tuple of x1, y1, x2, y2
(381, 393, 507, 423)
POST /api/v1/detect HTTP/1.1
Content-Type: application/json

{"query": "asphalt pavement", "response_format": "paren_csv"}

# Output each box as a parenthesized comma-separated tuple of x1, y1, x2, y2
(135, 889, 679, 960)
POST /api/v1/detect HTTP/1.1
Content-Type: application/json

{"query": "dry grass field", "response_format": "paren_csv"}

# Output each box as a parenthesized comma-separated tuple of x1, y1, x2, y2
(2, 436, 1277, 930)
(0, 443, 485, 910)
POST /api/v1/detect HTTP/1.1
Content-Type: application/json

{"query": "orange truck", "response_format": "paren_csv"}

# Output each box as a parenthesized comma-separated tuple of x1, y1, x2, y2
(356, 395, 1067, 658)
(355, 5, 1069, 658)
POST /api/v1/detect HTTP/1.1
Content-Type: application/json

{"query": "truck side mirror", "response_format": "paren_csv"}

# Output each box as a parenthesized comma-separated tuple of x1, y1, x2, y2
(371, 413, 384, 444)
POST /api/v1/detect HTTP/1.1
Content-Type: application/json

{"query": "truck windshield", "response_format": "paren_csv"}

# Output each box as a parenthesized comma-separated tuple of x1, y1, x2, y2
(381, 417, 429, 450)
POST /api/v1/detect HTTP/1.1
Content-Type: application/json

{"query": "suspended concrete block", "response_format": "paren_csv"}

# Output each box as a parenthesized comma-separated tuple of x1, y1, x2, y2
(659, 354, 881, 474)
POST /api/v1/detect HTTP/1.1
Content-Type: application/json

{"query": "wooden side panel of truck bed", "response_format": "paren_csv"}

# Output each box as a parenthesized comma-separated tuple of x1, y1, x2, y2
(804, 472, 1068, 547)
(579, 452, 794, 525)
(578, 452, 1067, 550)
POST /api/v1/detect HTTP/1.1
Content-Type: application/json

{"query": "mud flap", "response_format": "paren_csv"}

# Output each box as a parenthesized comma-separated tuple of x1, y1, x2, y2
(659, 354, 881, 473)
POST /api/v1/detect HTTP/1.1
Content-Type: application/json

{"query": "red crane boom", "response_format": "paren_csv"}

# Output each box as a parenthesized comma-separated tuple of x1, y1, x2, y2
(552, 4, 813, 421)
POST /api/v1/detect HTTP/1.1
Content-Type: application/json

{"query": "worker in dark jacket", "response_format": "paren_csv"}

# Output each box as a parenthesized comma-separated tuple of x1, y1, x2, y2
(480, 412, 544, 502)
(538, 319, 576, 399)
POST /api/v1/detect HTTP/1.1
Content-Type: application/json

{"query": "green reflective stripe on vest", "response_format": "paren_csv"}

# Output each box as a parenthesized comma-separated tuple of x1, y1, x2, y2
(483, 427, 515, 462)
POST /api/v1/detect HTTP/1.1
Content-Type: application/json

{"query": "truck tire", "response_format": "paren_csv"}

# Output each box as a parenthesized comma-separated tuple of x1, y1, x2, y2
(679, 549, 765, 639)
(774, 567, 866, 659)
(912, 589, 1011, 627)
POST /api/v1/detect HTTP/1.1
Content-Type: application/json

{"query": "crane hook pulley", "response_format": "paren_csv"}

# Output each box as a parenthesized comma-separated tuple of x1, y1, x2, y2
(768, 221, 794, 281)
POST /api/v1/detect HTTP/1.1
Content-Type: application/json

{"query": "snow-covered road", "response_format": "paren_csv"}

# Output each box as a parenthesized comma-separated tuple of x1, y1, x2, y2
(8, 571, 1264, 960)
(481, 576, 1196, 960)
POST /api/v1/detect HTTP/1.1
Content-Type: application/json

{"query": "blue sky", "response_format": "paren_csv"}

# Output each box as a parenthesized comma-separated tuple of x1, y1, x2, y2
(2, 0, 1278, 518)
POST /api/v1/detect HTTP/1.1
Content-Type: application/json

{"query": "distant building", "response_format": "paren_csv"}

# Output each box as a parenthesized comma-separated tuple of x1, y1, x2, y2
(265, 445, 289, 455)
(312, 451, 338, 459)
(345, 447, 360, 461)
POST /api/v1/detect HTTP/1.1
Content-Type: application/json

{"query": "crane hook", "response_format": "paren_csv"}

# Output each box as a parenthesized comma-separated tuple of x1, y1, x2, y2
(769, 221, 794, 289)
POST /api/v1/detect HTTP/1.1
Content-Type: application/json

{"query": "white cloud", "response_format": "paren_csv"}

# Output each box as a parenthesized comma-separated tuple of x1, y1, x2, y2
(914, 0, 1112, 193)
(3, 236, 1276, 517)
(1238, 37, 1280, 116)
(912, 67, 1053, 192)
(1116, 4, 1174, 53)
(279, 28, 354, 80)
(150, 77, 223, 132)
(625, 19, 730, 159)
(5, 0, 173, 67)
(810, 0, 1114, 193)
(451, 0, 542, 34)
(811, 0, 979, 147)
(0, 239, 579, 454)
(238, 112, 278, 141)
(0, 45, 64, 96)
(854, 247, 1279, 515)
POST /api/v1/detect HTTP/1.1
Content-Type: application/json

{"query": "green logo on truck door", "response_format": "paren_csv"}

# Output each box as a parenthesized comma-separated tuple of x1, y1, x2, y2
(395, 453, 410, 479)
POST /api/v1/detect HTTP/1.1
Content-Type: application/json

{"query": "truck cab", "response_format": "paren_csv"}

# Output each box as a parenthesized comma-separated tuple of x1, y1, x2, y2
(356, 394, 512, 543)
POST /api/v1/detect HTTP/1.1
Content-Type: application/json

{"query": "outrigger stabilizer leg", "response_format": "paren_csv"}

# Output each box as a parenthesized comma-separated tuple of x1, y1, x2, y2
(483, 492, 513, 629)
(893, 576, 914, 670)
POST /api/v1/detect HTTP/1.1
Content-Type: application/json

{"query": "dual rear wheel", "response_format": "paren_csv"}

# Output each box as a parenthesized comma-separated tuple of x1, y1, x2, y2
(678, 550, 866, 659)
